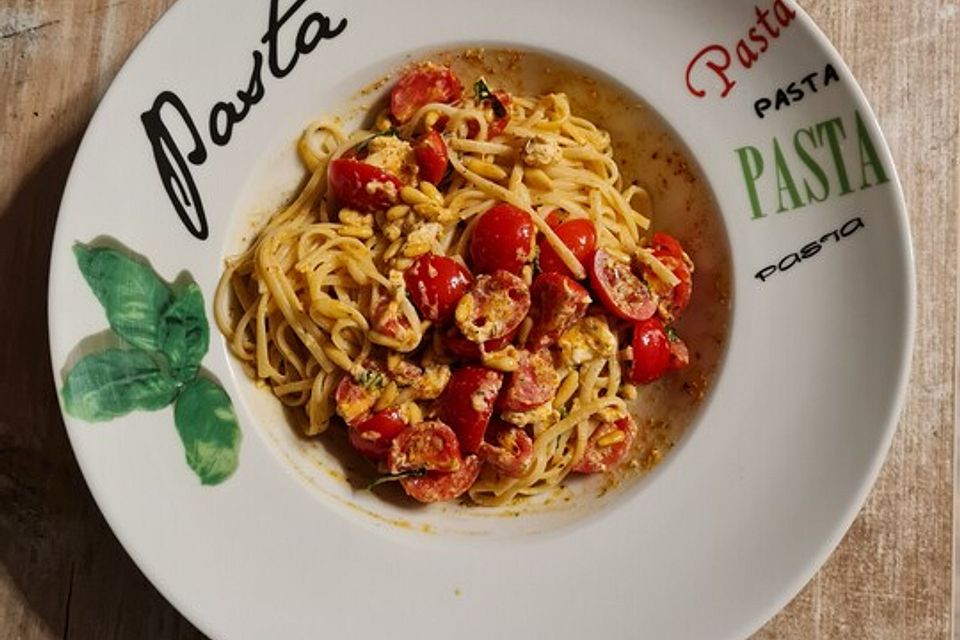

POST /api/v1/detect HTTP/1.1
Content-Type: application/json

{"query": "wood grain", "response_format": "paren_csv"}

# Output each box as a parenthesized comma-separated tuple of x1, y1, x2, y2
(0, 1, 954, 638)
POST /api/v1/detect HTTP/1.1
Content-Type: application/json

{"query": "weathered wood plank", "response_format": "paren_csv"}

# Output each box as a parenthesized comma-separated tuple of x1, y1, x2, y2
(0, 1, 953, 638)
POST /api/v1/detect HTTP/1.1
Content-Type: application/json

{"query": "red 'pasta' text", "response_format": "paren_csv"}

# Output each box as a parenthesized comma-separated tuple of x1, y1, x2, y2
(685, 0, 797, 99)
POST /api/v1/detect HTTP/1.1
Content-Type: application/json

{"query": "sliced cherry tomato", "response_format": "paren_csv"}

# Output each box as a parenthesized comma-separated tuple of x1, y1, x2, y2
(328, 158, 403, 213)
(370, 296, 418, 352)
(468, 91, 512, 139)
(439, 367, 503, 454)
(588, 249, 658, 322)
(500, 349, 560, 412)
(387, 420, 462, 474)
(390, 63, 463, 124)
(644, 232, 693, 320)
(538, 219, 597, 279)
(335, 365, 385, 427)
(403, 253, 472, 324)
(487, 91, 512, 137)
(528, 273, 592, 348)
(469, 203, 536, 275)
(455, 271, 531, 343)
(479, 420, 533, 478)
(443, 325, 518, 360)
(400, 454, 481, 503)
(349, 408, 408, 460)
(573, 416, 638, 474)
(413, 130, 448, 185)
(630, 317, 671, 384)
(651, 232, 686, 261)
(667, 332, 690, 371)
(545, 211, 566, 228)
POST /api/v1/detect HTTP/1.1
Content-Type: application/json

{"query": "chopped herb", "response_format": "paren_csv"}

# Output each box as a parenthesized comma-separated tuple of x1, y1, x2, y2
(557, 405, 569, 419)
(354, 128, 399, 157)
(356, 369, 386, 391)
(473, 78, 507, 118)
(665, 326, 679, 342)
(365, 468, 427, 490)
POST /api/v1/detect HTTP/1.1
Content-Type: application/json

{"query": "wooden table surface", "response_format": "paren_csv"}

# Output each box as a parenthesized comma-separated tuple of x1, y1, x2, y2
(0, 1, 956, 638)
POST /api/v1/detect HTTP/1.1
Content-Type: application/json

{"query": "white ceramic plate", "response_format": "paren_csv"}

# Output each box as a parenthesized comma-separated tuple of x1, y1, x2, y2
(48, 1, 914, 638)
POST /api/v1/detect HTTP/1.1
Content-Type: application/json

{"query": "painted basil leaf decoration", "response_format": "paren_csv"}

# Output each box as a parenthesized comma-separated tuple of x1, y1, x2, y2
(61, 349, 181, 422)
(159, 283, 210, 383)
(174, 377, 241, 485)
(74, 245, 172, 352)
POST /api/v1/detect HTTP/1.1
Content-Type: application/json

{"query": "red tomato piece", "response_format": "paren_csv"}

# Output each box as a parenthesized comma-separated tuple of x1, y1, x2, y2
(644, 233, 694, 321)
(629, 317, 672, 384)
(651, 232, 686, 260)
(538, 218, 597, 279)
(400, 455, 482, 503)
(455, 271, 531, 343)
(479, 420, 533, 478)
(370, 296, 417, 348)
(527, 273, 592, 348)
(403, 253, 472, 324)
(328, 158, 403, 213)
(387, 421, 462, 474)
(573, 416, 638, 474)
(349, 408, 408, 460)
(443, 325, 518, 360)
(467, 91, 512, 139)
(334, 364, 385, 427)
(390, 63, 463, 124)
(469, 204, 536, 275)
(439, 367, 503, 454)
(487, 91, 512, 137)
(500, 349, 560, 412)
(668, 332, 690, 371)
(589, 249, 658, 322)
(413, 130, 448, 185)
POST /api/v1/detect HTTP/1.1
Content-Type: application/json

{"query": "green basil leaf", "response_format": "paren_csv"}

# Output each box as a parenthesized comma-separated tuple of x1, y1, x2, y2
(61, 349, 180, 422)
(174, 377, 241, 486)
(73, 245, 172, 352)
(159, 283, 209, 382)
(366, 468, 427, 490)
(354, 128, 399, 157)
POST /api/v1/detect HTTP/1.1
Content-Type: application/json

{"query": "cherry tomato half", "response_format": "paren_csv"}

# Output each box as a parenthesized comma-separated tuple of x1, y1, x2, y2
(487, 91, 512, 137)
(387, 420, 462, 474)
(400, 454, 481, 503)
(527, 273, 592, 348)
(479, 420, 533, 478)
(469, 203, 536, 275)
(439, 367, 503, 454)
(468, 91, 513, 139)
(572, 416, 638, 474)
(349, 408, 408, 460)
(589, 249, 658, 322)
(499, 349, 560, 412)
(390, 63, 463, 124)
(538, 218, 597, 279)
(443, 325, 518, 360)
(413, 130, 448, 185)
(455, 271, 531, 343)
(629, 317, 671, 384)
(328, 158, 403, 213)
(646, 232, 693, 321)
(403, 253, 473, 324)
(334, 364, 385, 427)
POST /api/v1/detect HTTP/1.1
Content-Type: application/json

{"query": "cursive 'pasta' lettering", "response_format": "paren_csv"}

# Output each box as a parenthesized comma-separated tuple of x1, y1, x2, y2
(141, 0, 348, 240)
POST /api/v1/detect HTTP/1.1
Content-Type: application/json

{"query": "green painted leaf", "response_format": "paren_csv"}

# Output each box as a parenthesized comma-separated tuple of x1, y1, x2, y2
(61, 349, 181, 422)
(174, 377, 241, 485)
(73, 245, 172, 352)
(159, 283, 209, 383)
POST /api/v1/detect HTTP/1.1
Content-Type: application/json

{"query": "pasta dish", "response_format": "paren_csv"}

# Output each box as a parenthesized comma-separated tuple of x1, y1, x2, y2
(216, 59, 697, 505)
